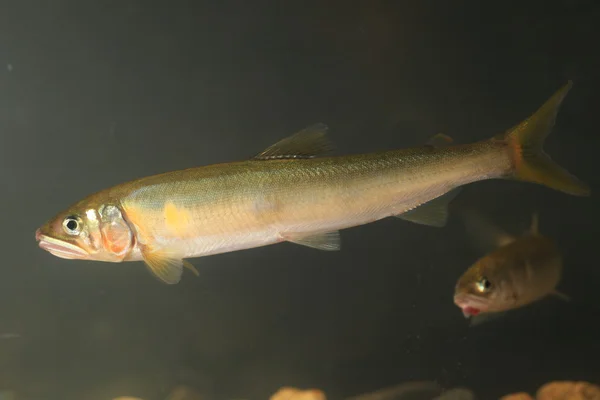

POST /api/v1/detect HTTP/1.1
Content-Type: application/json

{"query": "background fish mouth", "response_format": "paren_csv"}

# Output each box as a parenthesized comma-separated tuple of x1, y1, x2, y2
(461, 306, 481, 318)
(36, 233, 89, 260)
(453, 293, 490, 313)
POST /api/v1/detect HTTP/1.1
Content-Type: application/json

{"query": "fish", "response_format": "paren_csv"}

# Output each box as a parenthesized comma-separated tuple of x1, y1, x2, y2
(36, 81, 589, 284)
(453, 211, 570, 326)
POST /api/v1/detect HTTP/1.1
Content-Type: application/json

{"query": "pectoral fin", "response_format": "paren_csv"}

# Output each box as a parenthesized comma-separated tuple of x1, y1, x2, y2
(551, 290, 571, 302)
(528, 211, 540, 236)
(469, 310, 508, 327)
(425, 133, 454, 148)
(395, 188, 461, 227)
(140, 246, 187, 285)
(283, 231, 341, 251)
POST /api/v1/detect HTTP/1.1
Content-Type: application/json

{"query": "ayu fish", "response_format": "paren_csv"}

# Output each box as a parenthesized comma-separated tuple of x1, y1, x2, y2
(36, 82, 589, 284)
(453, 211, 570, 326)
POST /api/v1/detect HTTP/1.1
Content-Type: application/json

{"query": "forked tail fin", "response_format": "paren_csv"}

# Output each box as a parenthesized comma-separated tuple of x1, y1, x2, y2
(503, 81, 590, 196)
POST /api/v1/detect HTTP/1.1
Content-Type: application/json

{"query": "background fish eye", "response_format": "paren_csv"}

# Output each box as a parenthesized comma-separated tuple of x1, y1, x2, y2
(476, 277, 492, 292)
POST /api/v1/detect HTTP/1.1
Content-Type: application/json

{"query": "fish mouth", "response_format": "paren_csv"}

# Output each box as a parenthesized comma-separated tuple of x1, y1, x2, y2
(36, 229, 89, 260)
(453, 293, 490, 319)
(461, 306, 481, 318)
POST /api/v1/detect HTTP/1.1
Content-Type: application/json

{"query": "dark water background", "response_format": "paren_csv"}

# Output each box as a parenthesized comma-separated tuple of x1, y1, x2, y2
(1, 1, 599, 399)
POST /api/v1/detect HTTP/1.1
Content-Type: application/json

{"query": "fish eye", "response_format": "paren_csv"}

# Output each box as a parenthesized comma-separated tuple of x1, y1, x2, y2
(62, 216, 82, 235)
(476, 277, 492, 293)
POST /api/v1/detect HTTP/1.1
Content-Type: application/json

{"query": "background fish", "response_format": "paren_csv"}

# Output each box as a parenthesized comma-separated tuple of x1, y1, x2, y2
(36, 82, 589, 284)
(453, 211, 570, 326)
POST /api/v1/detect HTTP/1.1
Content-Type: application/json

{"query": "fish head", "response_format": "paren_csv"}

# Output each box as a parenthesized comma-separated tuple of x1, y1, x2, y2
(453, 256, 504, 318)
(36, 199, 134, 263)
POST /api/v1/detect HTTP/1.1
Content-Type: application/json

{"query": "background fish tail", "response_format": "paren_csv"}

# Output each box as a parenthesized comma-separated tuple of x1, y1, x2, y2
(503, 81, 590, 196)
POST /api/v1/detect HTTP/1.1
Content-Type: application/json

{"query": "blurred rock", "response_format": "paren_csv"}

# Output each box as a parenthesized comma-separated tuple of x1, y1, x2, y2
(86, 373, 161, 400)
(269, 387, 327, 400)
(501, 381, 600, 400)
(347, 381, 442, 400)
(536, 381, 600, 400)
(165, 385, 205, 400)
(499, 393, 533, 400)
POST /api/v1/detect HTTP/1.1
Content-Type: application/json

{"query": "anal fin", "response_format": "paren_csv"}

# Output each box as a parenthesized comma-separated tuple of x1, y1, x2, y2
(283, 231, 341, 251)
(395, 188, 461, 227)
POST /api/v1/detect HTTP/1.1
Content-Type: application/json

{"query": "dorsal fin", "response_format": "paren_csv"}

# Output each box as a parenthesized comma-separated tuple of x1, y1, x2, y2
(461, 210, 516, 253)
(529, 211, 540, 235)
(252, 123, 334, 160)
(425, 133, 454, 148)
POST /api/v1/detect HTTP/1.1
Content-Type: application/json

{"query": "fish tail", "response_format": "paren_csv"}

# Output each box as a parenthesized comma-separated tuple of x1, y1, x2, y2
(502, 80, 590, 196)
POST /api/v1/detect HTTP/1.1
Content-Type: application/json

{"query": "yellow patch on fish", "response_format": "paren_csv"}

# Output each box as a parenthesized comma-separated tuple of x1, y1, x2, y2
(163, 201, 193, 236)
